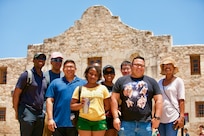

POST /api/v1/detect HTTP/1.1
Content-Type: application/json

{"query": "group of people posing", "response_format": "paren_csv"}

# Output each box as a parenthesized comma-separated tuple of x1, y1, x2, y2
(12, 52, 185, 136)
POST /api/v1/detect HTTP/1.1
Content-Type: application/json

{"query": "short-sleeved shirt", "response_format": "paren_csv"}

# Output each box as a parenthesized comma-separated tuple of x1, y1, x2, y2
(158, 77, 185, 123)
(15, 67, 47, 111)
(112, 75, 161, 122)
(72, 85, 110, 121)
(44, 70, 64, 86)
(101, 82, 113, 93)
(45, 76, 86, 127)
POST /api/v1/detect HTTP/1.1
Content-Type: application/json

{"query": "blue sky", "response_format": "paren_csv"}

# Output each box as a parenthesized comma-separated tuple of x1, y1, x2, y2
(0, 0, 203, 58)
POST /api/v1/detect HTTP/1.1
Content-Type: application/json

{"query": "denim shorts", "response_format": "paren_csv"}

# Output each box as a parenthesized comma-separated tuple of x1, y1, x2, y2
(118, 120, 152, 136)
(77, 117, 107, 131)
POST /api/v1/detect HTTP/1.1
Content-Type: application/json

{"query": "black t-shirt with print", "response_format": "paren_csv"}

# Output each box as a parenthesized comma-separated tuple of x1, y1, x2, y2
(113, 75, 161, 122)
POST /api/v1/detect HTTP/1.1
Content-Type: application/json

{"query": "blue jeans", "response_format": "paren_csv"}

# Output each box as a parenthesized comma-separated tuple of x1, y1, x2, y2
(18, 104, 45, 136)
(158, 122, 178, 136)
(118, 121, 152, 136)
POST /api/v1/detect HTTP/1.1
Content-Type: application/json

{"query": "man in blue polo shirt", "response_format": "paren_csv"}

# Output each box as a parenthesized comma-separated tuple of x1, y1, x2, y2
(13, 52, 47, 136)
(46, 59, 86, 136)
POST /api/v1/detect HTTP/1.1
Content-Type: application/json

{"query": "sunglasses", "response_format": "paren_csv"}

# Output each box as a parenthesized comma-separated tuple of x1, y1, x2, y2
(51, 58, 63, 62)
(104, 71, 115, 75)
(36, 57, 46, 61)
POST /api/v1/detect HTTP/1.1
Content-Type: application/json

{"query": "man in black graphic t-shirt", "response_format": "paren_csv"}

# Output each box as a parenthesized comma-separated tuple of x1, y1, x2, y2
(111, 56, 163, 136)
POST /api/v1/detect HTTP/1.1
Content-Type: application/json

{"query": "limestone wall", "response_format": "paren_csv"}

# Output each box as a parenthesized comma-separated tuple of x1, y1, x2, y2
(27, 6, 172, 81)
(0, 58, 27, 135)
(0, 5, 203, 136)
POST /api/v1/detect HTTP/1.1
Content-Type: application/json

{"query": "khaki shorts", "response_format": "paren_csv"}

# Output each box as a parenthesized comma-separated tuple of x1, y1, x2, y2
(77, 117, 107, 131)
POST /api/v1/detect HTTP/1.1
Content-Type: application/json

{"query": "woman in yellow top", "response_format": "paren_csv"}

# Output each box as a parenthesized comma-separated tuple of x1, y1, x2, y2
(71, 65, 110, 136)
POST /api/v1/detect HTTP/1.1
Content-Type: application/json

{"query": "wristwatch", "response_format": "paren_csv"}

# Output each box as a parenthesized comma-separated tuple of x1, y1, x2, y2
(154, 115, 160, 120)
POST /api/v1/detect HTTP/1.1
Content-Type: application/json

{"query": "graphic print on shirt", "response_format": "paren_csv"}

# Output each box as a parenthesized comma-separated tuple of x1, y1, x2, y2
(123, 81, 148, 109)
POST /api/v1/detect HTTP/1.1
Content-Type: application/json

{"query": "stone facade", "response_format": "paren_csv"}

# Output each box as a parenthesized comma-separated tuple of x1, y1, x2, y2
(0, 5, 203, 136)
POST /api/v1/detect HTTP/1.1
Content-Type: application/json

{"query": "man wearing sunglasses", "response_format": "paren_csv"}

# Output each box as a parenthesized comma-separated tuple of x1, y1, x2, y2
(43, 52, 64, 136)
(13, 52, 47, 136)
(44, 52, 64, 86)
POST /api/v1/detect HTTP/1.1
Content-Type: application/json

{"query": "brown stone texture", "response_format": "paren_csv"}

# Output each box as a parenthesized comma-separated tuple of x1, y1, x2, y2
(0, 5, 203, 136)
